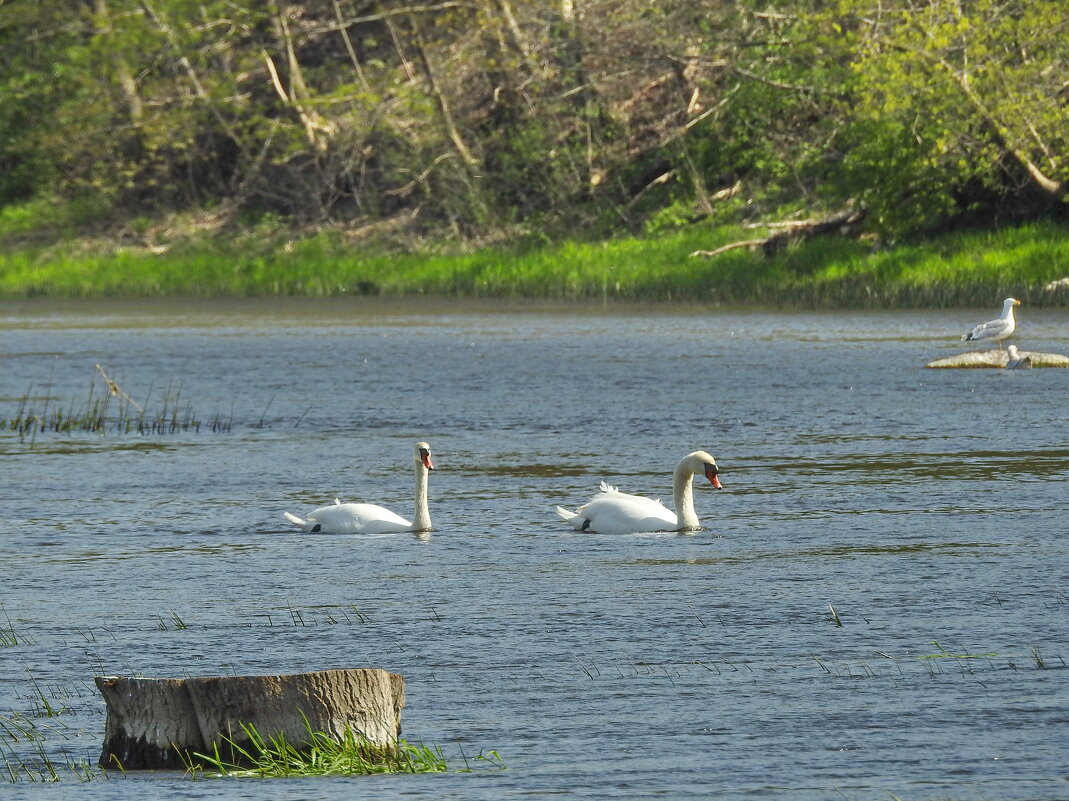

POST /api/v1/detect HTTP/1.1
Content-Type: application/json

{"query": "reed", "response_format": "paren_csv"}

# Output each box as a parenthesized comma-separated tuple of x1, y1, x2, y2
(2, 367, 235, 442)
(154, 609, 189, 631)
(827, 603, 843, 627)
(1029, 645, 1046, 670)
(182, 717, 449, 779)
(23, 671, 67, 719)
(0, 710, 106, 783)
(0, 607, 32, 648)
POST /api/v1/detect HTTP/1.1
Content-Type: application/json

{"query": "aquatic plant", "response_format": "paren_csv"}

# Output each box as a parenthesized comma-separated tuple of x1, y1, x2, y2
(154, 609, 189, 631)
(182, 717, 449, 779)
(0, 607, 32, 648)
(827, 603, 843, 627)
(0, 711, 107, 783)
(1, 366, 240, 443)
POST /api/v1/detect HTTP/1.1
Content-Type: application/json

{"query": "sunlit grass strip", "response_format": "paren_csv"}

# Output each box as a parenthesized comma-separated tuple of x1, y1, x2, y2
(2, 218, 1068, 305)
(183, 719, 448, 779)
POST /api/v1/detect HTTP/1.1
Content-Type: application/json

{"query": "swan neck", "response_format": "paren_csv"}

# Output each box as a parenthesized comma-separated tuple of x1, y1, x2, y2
(673, 460, 699, 530)
(411, 462, 432, 531)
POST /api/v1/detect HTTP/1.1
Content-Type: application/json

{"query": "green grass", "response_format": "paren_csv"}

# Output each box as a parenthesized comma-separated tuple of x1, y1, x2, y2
(182, 718, 453, 779)
(1, 204, 1068, 305)
(0, 607, 33, 648)
(2, 367, 236, 443)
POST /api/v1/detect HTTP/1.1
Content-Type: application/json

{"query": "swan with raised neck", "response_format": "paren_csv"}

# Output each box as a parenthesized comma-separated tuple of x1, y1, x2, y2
(556, 450, 721, 534)
(284, 441, 434, 534)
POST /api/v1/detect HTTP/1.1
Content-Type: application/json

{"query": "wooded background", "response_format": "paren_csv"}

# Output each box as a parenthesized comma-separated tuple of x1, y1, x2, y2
(1, 0, 1066, 241)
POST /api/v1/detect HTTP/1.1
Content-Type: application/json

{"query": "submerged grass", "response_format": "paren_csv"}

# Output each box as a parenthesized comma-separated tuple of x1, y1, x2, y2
(2, 218, 1068, 305)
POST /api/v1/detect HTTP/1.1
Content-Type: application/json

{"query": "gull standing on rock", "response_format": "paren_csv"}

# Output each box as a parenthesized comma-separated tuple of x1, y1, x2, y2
(961, 297, 1020, 349)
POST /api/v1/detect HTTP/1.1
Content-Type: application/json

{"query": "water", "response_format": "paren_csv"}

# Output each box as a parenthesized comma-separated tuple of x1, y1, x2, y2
(2, 298, 1068, 800)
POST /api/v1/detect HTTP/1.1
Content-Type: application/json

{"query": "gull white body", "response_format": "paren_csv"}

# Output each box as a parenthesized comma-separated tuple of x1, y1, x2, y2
(284, 442, 434, 534)
(962, 297, 1020, 348)
(556, 450, 721, 534)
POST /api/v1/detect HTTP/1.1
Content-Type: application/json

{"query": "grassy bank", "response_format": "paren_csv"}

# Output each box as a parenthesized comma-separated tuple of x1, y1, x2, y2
(2, 204, 1068, 306)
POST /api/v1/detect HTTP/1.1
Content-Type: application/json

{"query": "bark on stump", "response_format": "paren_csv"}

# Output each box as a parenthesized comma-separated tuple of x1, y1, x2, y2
(95, 668, 405, 769)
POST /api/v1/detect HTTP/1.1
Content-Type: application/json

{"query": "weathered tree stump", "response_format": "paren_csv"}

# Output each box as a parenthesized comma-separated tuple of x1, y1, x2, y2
(95, 668, 405, 769)
(926, 349, 1069, 368)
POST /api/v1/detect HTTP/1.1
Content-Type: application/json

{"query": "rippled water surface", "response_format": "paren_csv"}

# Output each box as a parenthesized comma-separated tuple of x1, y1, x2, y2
(2, 298, 1068, 800)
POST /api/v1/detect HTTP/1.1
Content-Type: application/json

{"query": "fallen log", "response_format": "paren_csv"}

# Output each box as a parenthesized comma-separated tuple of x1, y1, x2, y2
(95, 668, 405, 769)
(690, 204, 867, 258)
(926, 349, 1069, 368)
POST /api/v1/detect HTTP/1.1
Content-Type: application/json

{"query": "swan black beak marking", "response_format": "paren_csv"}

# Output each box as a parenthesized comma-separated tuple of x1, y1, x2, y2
(705, 463, 723, 489)
(420, 449, 435, 470)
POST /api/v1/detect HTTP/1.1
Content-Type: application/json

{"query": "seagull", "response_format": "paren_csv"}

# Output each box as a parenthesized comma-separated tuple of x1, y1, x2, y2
(1005, 345, 1032, 369)
(961, 297, 1020, 349)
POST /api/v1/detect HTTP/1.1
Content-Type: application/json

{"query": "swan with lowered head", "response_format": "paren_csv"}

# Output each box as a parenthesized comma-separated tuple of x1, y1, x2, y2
(284, 441, 434, 534)
(962, 297, 1020, 348)
(556, 450, 722, 534)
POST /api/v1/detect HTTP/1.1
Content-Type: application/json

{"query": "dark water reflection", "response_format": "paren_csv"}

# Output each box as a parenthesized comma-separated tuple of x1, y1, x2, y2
(1, 298, 1068, 800)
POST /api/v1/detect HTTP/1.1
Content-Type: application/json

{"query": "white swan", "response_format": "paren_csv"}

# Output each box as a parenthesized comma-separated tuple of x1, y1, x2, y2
(962, 297, 1020, 348)
(284, 442, 434, 534)
(556, 450, 722, 534)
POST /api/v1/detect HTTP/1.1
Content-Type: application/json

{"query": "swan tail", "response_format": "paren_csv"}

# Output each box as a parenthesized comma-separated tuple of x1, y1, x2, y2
(556, 506, 590, 531)
(283, 511, 320, 533)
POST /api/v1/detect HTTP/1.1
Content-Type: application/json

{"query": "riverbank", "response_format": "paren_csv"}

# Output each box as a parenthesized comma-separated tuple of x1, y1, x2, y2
(2, 209, 1068, 306)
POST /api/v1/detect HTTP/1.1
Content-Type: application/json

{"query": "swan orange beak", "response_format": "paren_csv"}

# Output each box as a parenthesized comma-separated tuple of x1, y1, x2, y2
(420, 449, 435, 470)
(705, 464, 722, 489)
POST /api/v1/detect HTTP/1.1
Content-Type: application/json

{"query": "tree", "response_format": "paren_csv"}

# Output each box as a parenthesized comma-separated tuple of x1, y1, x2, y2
(837, 0, 1069, 232)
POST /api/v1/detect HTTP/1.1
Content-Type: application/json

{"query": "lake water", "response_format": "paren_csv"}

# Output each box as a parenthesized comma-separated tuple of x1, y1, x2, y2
(2, 298, 1067, 800)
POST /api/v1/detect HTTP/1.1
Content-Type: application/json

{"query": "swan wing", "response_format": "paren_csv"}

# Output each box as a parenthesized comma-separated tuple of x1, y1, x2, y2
(574, 490, 678, 534)
(306, 502, 412, 534)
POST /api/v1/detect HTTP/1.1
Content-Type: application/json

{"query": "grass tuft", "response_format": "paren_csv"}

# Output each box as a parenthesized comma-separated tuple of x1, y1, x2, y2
(181, 716, 450, 779)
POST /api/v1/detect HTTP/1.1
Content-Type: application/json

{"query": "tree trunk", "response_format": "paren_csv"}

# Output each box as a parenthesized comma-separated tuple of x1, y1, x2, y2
(95, 668, 405, 770)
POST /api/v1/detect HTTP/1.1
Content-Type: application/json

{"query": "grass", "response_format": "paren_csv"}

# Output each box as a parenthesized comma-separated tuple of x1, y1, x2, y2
(0, 710, 107, 783)
(1, 208, 1068, 305)
(2, 366, 233, 443)
(0, 607, 33, 648)
(181, 717, 452, 779)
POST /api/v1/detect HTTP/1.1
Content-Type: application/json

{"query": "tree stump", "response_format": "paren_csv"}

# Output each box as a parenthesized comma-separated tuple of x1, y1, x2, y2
(95, 668, 405, 770)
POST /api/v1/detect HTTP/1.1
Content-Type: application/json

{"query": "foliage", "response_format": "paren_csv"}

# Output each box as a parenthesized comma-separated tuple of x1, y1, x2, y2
(0, 0, 1065, 241)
